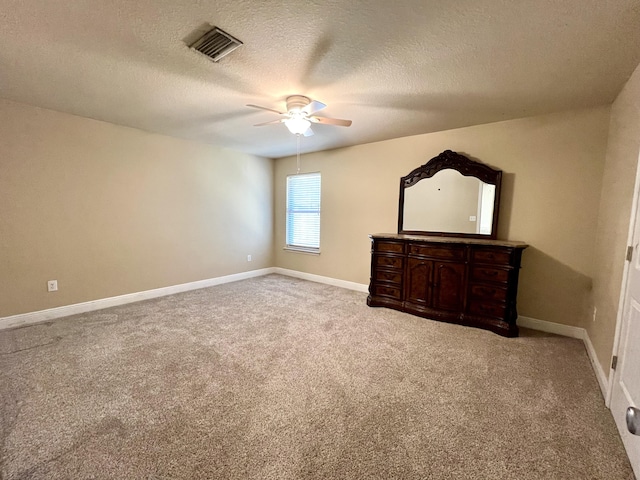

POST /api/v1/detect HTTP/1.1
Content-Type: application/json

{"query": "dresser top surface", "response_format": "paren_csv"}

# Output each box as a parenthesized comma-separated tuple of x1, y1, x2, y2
(370, 233, 528, 249)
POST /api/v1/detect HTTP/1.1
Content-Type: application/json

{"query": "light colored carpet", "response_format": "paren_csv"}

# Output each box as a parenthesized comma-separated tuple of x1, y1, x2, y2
(0, 274, 634, 479)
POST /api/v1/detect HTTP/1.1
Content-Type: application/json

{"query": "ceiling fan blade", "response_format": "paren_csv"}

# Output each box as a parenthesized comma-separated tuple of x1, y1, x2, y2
(303, 127, 314, 137)
(253, 119, 285, 126)
(246, 104, 284, 115)
(302, 100, 326, 115)
(309, 116, 352, 127)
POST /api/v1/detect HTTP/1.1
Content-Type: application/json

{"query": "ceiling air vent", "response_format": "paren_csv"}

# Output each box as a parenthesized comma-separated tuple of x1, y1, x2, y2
(189, 27, 243, 62)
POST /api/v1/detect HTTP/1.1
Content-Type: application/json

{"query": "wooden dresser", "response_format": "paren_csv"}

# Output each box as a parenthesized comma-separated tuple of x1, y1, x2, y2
(367, 234, 528, 337)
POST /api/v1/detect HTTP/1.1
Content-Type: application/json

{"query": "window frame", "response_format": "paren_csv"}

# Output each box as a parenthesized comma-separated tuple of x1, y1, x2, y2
(285, 172, 321, 254)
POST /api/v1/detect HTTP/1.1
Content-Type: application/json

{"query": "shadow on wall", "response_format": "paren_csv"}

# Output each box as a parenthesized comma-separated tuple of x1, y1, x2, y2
(518, 247, 593, 328)
(497, 172, 515, 239)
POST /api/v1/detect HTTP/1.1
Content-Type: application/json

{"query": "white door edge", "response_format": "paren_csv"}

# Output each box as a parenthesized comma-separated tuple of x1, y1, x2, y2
(608, 148, 640, 407)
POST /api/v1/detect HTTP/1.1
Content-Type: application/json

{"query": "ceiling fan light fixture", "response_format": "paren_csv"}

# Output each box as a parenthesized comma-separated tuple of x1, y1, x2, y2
(248, 96, 351, 136)
(284, 117, 311, 135)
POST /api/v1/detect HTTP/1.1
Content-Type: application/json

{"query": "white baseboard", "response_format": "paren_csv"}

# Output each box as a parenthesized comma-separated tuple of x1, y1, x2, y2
(582, 330, 609, 402)
(518, 315, 608, 399)
(517, 315, 584, 339)
(273, 267, 369, 293)
(0, 267, 276, 330)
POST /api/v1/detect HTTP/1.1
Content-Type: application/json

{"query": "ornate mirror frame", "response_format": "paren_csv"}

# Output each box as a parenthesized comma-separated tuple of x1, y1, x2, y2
(398, 150, 502, 239)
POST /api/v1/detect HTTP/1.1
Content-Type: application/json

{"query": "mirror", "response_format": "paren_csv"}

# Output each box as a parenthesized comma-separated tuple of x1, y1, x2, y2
(398, 150, 502, 239)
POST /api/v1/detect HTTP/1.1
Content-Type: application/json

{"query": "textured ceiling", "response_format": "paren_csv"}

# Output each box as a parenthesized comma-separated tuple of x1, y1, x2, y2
(0, 0, 639, 158)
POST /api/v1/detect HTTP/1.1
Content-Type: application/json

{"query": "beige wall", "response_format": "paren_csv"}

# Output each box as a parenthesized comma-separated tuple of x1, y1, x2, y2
(589, 62, 640, 376)
(0, 99, 274, 317)
(275, 107, 610, 329)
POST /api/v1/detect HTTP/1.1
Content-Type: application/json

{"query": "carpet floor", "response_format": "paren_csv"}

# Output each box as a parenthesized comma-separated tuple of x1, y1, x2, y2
(0, 274, 634, 479)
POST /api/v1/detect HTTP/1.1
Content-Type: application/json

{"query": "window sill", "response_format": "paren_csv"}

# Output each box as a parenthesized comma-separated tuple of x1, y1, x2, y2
(283, 246, 321, 255)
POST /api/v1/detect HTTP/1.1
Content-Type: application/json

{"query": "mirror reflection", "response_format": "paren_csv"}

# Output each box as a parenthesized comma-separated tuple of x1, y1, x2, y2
(403, 169, 496, 235)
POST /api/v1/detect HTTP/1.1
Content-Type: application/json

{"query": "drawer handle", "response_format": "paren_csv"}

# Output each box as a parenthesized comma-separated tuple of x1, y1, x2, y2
(484, 270, 498, 277)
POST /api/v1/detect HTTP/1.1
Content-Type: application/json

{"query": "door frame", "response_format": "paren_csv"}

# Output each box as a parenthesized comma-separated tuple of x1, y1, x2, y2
(607, 149, 640, 407)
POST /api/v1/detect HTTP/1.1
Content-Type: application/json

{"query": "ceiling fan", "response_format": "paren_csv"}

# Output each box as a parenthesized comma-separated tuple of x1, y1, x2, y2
(246, 95, 352, 136)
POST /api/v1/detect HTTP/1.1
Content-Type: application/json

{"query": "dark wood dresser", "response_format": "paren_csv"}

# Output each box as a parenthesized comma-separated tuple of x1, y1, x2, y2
(367, 234, 528, 337)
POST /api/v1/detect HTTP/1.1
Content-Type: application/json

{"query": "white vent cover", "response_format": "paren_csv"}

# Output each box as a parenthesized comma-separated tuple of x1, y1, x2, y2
(189, 27, 243, 62)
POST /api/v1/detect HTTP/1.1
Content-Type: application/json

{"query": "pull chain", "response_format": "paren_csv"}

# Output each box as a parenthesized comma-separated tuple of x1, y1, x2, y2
(296, 134, 301, 174)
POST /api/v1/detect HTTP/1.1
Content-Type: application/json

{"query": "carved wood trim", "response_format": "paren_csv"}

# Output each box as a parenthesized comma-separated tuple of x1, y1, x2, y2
(402, 150, 501, 187)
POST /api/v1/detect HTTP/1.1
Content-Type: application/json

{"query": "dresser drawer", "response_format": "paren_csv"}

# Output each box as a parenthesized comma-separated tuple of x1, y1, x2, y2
(375, 255, 403, 270)
(471, 266, 510, 283)
(470, 284, 508, 303)
(468, 301, 507, 318)
(374, 270, 403, 284)
(373, 284, 402, 300)
(472, 248, 511, 265)
(375, 241, 405, 254)
(408, 243, 465, 260)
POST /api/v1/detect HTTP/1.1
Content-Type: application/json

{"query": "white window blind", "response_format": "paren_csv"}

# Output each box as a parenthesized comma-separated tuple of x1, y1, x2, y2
(286, 172, 321, 252)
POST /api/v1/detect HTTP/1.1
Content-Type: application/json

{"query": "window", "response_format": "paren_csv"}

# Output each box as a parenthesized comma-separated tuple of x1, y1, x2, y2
(286, 172, 321, 253)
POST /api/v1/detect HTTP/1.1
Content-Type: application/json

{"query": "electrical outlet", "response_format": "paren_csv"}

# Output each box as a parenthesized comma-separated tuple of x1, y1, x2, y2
(592, 306, 597, 322)
(47, 280, 58, 292)
(247, 254, 252, 262)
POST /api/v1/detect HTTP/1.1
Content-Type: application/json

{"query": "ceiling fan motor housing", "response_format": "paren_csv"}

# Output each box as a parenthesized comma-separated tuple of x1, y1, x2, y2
(286, 95, 311, 114)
